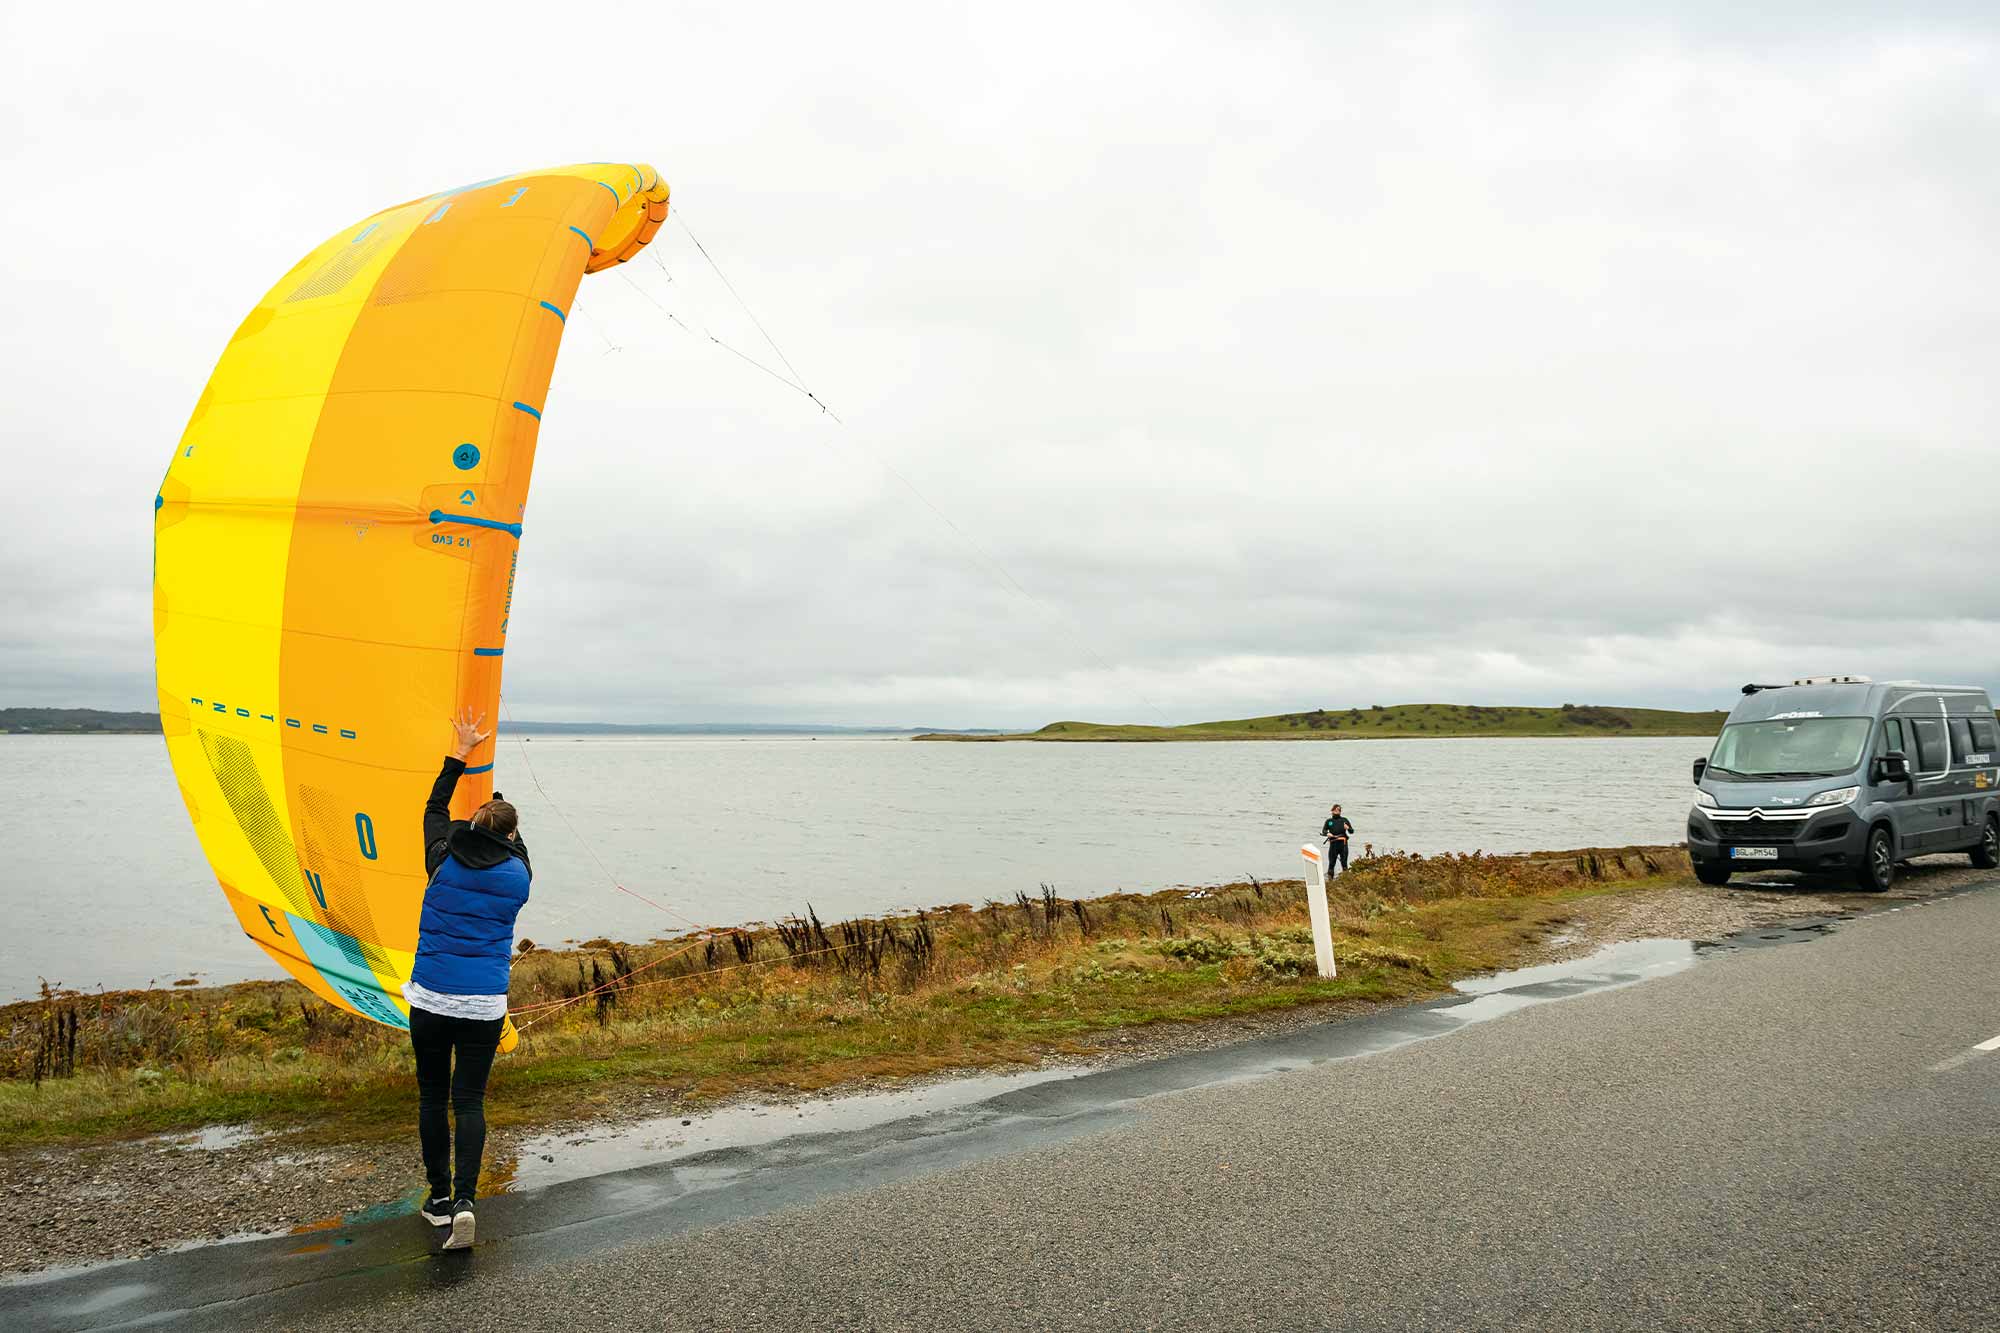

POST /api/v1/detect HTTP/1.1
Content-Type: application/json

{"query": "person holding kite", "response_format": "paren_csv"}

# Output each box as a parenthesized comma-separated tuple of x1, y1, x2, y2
(406, 710, 532, 1250)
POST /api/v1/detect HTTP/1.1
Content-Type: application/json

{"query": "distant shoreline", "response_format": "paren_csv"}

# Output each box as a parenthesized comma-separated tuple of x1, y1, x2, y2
(916, 702, 1726, 742)
(0, 708, 162, 735)
(916, 730, 1720, 742)
(0, 708, 983, 738)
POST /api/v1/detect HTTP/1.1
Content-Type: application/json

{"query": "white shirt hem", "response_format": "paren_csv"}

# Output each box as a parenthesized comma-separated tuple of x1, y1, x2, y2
(403, 980, 509, 1022)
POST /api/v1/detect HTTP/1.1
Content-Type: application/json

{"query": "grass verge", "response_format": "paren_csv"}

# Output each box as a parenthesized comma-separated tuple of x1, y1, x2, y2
(1, 846, 1691, 1151)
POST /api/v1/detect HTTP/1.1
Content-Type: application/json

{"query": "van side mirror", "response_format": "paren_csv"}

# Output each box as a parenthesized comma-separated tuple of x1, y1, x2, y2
(1873, 751, 1911, 787)
(1691, 758, 1708, 784)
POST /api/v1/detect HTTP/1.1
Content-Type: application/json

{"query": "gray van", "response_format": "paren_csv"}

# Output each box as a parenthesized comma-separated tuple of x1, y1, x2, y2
(1688, 676, 2000, 892)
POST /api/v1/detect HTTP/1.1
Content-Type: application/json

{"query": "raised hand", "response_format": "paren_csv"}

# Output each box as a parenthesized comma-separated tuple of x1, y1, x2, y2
(451, 707, 492, 761)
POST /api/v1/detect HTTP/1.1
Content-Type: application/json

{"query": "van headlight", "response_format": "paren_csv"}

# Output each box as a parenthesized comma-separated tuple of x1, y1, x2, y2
(1806, 786, 1860, 807)
(1693, 790, 1718, 808)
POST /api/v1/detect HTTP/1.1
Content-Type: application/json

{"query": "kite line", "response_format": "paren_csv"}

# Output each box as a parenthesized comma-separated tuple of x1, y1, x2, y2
(630, 211, 1172, 722)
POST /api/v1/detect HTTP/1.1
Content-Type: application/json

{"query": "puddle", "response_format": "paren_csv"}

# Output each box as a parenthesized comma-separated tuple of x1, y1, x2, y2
(55, 1281, 153, 1317)
(152, 1124, 267, 1152)
(1363, 927, 1831, 1058)
(498, 1066, 1080, 1193)
(1452, 937, 1698, 997)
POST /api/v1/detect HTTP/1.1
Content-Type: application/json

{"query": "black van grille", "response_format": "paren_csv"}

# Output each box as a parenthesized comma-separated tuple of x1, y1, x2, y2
(1723, 817, 1802, 844)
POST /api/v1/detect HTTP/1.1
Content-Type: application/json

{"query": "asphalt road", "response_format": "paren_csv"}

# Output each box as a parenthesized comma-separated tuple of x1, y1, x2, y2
(15, 884, 2000, 1331)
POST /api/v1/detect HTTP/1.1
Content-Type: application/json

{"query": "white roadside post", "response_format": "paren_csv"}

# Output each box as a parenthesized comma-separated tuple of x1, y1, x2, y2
(1299, 844, 1337, 979)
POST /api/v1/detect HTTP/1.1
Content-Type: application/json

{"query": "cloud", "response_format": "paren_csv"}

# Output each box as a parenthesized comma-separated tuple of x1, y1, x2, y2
(2, 2, 1995, 725)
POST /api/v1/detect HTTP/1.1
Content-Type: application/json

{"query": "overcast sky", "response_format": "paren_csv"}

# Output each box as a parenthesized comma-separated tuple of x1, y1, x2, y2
(2, 2, 1996, 727)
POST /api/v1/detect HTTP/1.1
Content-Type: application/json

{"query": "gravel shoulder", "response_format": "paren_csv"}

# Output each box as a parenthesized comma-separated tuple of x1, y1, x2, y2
(3, 855, 1981, 1279)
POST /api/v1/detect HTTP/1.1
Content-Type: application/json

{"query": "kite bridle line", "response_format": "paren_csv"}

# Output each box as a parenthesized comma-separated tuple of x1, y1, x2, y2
(495, 693, 711, 937)
(624, 211, 1173, 723)
(676, 213, 810, 389)
(617, 264, 823, 411)
(491, 693, 755, 1031)
(570, 297, 622, 355)
(511, 934, 707, 1030)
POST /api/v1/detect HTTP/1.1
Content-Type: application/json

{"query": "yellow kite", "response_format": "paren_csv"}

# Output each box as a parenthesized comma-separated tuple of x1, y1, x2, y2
(153, 162, 670, 1050)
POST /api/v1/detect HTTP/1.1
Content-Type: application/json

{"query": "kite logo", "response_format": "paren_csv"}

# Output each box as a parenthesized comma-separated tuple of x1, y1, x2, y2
(341, 986, 407, 1028)
(459, 490, 476, 505)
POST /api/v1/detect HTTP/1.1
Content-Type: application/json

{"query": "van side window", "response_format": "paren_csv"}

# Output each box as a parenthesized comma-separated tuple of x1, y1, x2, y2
(1911, 717, 1947, 772)
(1949, 717, 1974, 762)
(1880, 718, 1906, 756)
(1973, 717, 1997, 754)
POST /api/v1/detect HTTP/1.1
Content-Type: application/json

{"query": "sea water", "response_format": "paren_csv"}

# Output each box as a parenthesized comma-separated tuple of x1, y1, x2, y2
(0, 732, 1703, 999)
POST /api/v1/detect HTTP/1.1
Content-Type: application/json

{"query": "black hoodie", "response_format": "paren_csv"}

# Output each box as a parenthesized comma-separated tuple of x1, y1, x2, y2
(423, 756, 533, 879)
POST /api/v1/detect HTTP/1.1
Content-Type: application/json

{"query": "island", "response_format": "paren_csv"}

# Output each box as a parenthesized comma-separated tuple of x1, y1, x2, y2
(913, 702, 1727, 741)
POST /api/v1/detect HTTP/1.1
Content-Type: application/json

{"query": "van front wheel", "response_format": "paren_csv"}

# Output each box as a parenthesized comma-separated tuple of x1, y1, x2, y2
(1856, 827, 1896, 893)
(1694, 862, 1732, 887)
(1972, 816, 1999, 870)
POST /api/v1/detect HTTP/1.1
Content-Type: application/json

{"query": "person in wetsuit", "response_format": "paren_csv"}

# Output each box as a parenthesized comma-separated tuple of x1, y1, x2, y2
(406, 709, 532, 1250)
(1321, 803, 1354, 876)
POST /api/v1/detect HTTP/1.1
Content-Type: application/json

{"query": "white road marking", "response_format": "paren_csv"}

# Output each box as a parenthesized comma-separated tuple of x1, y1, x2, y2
(1928, 1036, 2000, 1073)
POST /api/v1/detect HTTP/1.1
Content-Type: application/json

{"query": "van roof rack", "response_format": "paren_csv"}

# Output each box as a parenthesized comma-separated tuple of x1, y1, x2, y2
(1742, 675, 1873, 695)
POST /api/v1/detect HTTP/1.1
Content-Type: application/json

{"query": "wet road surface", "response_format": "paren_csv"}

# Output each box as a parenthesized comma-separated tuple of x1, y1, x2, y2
(9, 881, 1999, 1331)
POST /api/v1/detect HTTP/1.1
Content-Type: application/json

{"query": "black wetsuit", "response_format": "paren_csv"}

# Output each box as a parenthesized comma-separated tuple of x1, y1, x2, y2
(1321, 814, 1354, 873)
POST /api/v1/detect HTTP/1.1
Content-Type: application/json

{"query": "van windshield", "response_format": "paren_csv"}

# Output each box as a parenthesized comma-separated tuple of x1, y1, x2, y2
(1705, 717, 1873, 780)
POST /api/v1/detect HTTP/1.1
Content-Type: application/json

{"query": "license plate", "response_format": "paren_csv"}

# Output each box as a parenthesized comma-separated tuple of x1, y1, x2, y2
(1729, 846, 1779, 861)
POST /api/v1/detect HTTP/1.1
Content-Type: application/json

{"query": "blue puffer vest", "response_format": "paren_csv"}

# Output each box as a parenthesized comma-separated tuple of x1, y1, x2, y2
(410, 853, 532, 995)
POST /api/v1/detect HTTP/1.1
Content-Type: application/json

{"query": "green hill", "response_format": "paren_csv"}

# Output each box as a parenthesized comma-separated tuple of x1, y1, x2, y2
(0, 708, 161, 734)
(914, 702, 1726, 742)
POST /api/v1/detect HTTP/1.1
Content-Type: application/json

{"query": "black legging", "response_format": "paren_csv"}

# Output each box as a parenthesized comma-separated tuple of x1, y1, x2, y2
(1326, 838, 1349, 874)
(409, 1006, 505, 1201)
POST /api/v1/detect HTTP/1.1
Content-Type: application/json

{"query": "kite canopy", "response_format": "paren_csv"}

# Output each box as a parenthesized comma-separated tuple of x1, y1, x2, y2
(153, 162, 669, 1051)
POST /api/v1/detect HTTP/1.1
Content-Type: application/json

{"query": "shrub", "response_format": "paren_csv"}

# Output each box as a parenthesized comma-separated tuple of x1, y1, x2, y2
(1338, 942, 1432, 974)
(1252, 948, 1316, 979)
(1564, 706, 1632, 730)
(1157, 935, 1240, 965)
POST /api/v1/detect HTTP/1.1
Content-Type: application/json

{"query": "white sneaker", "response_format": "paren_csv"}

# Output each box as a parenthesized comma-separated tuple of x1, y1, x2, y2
(441, 1198, 476, 1250)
